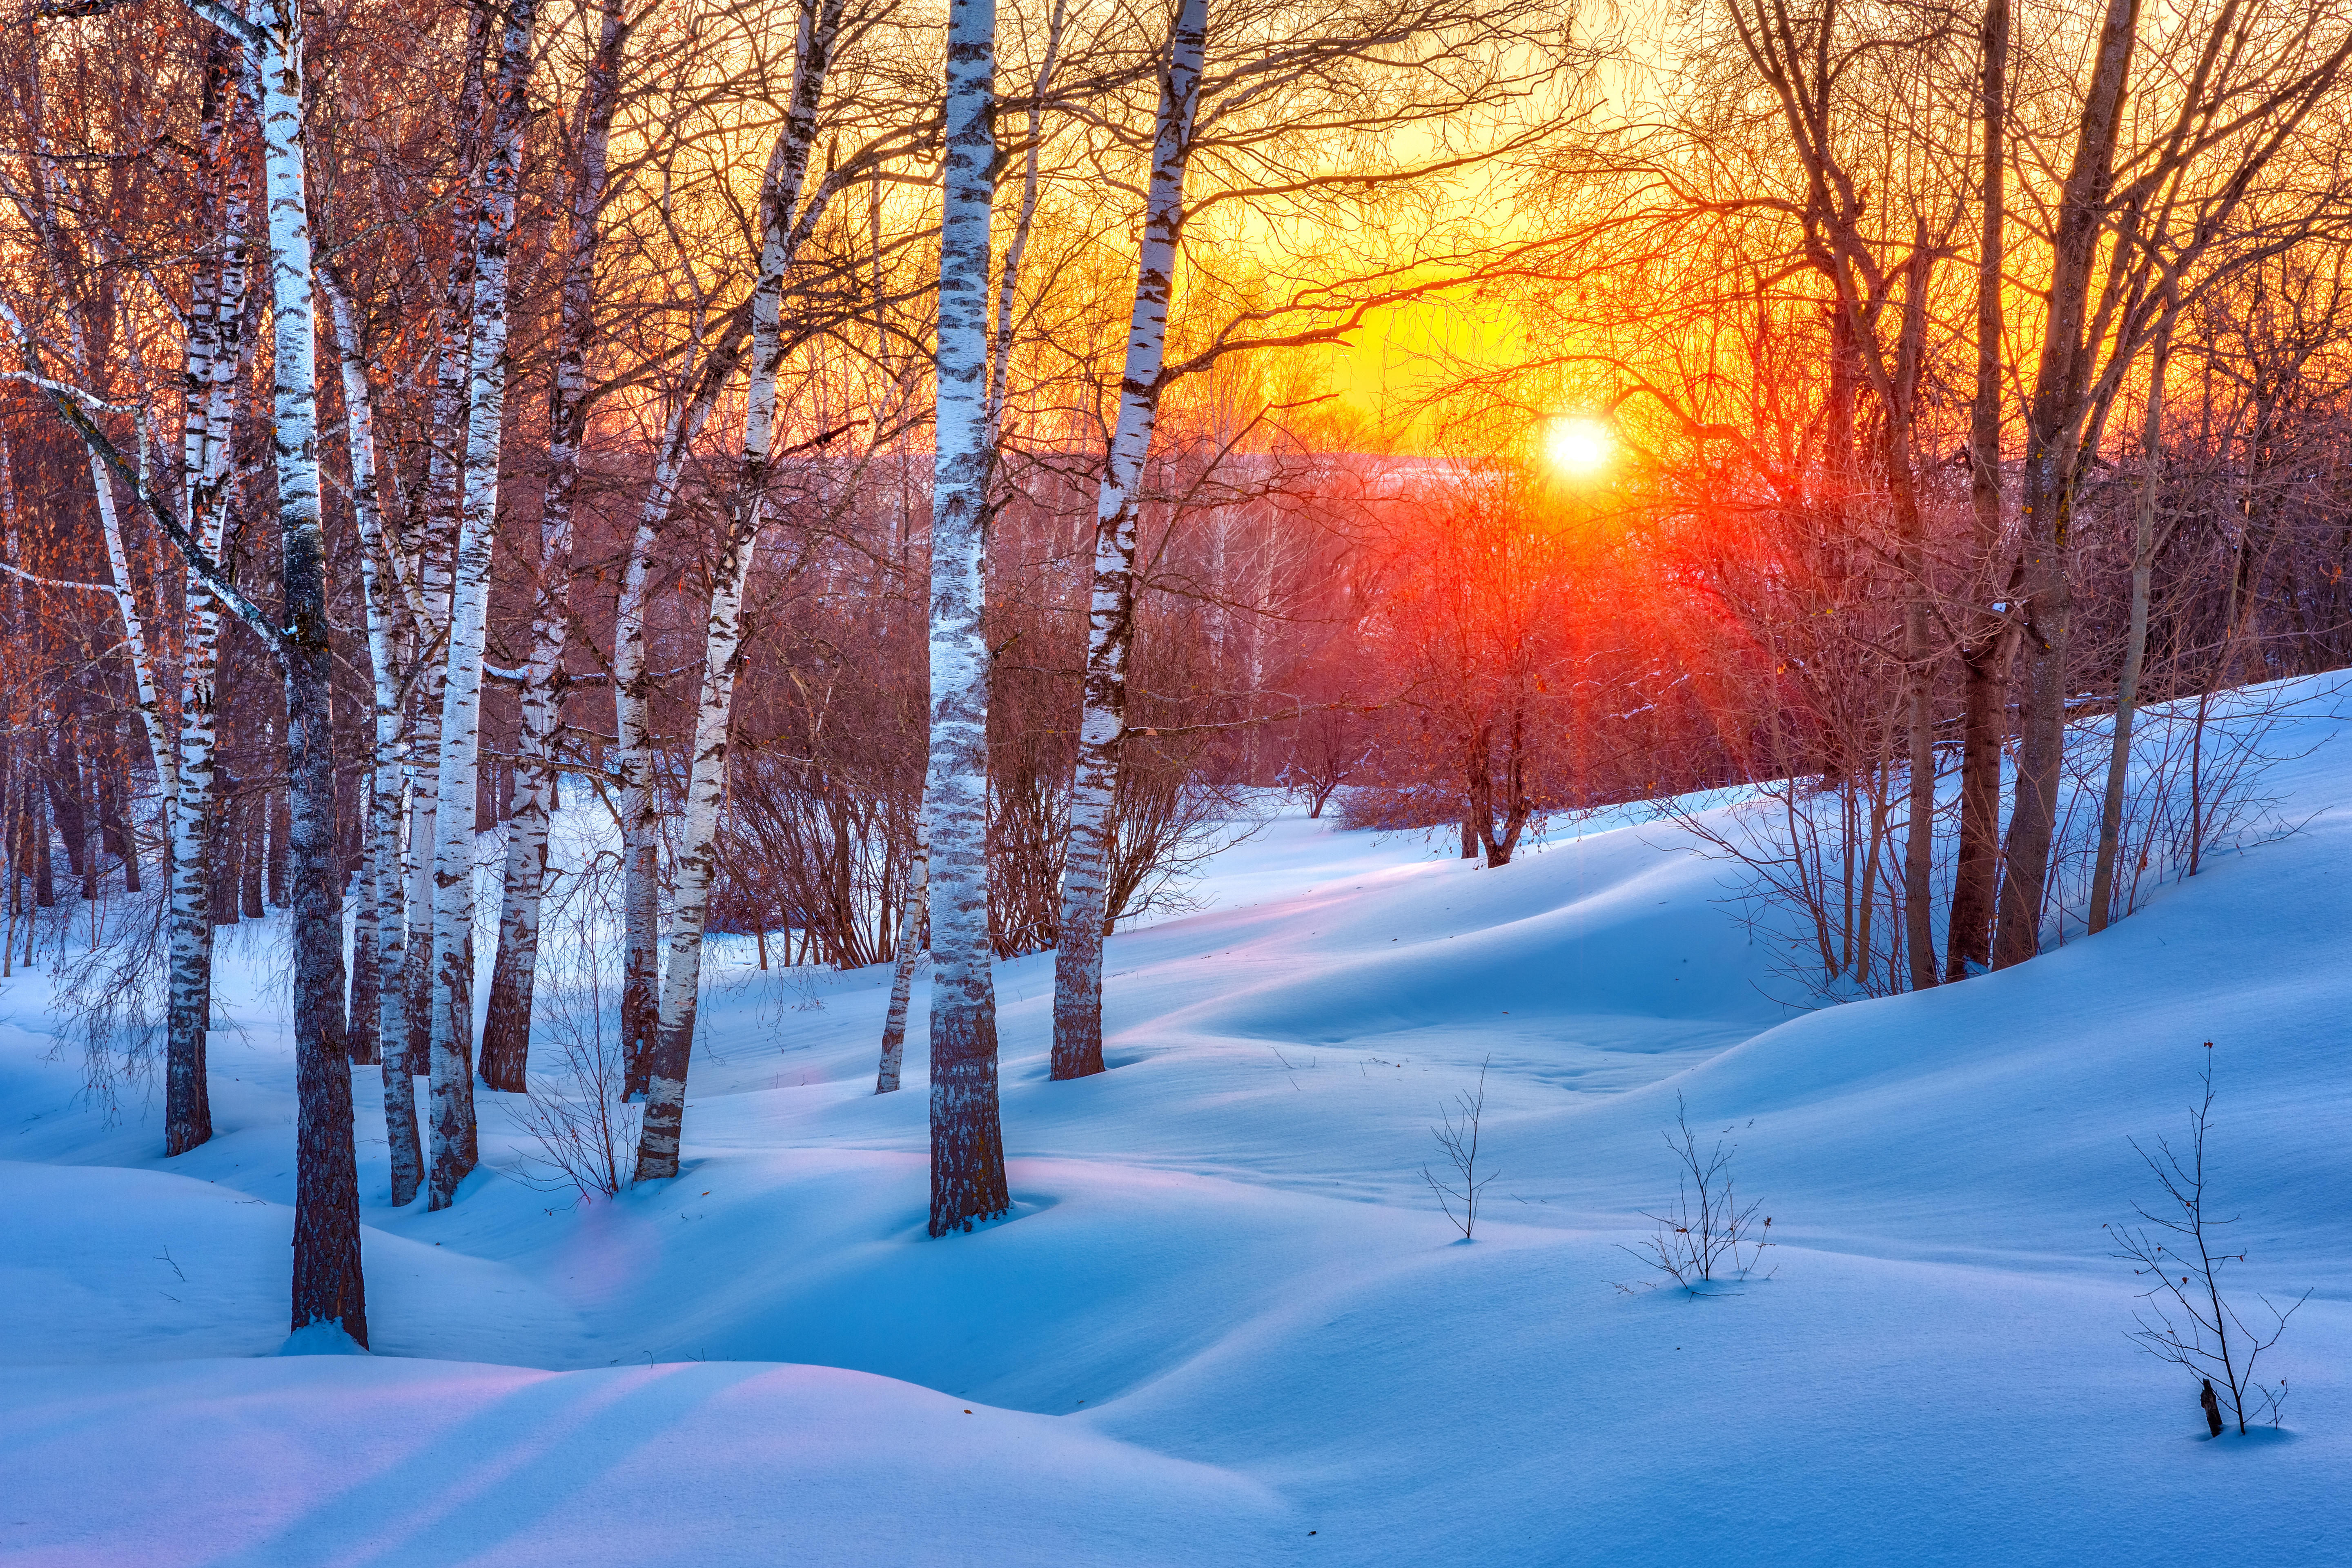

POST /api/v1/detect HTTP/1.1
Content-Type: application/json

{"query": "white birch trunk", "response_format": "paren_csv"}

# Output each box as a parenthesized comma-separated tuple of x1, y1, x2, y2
(612, 311, 755, 1097)
(425, 0, 538, 1210)
(323, 266, 423, 1203)
(1050, 0, 1207, 1082)
(401, 2, 494, 1086)
(925, 0, 1010, 1234)
(633, 0, 846, 1180)
(163, 65, 255, 1158)
(483, 0, 626, 1096)
(876, 829, 925, 1093)
(87, 459, 173, 828)
(251, 0, 367, 1344)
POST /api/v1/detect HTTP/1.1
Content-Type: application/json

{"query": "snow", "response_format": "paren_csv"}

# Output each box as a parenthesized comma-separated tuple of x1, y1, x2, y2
(4, 679, 2351, 1565)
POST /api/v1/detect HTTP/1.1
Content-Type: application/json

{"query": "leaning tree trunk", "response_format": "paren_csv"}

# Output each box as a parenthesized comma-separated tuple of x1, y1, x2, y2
(926, 0, 1011, 1234)
(255, 0, 365, 1346)
(425, 0, 538, 1208)
(1992, 0, 2135, 971)
(1049, 0, 1207, 1083)
(630, 517, 763, 1181)
(482, 0, 624, 1095)
(610, 309, 756, 1097)
(635, 0, 847, 1180)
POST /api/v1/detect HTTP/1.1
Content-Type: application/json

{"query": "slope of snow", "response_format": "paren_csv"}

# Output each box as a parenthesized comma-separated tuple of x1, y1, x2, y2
(3, 679, 2348, 1565)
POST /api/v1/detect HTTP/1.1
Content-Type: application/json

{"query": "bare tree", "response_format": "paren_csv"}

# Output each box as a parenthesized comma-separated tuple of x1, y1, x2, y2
(1421, 1057, 1494, 1240)
(2109, 1045, 2307, 1436)
(1618, 1096, 1772, 1293)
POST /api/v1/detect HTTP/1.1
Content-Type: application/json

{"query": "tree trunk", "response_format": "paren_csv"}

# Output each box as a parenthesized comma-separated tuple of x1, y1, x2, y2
(425, 0, 538, 1207)
(400, 0, 492, 1130)
(611, 311, 756, 1098)
(256, 0, 365, 1347)
(267, 784, 290, 906)
(1992, 0, 2136, 970)
(878, 829, 925, 1094)
(1947, 1, 2009, 980)
(2087, 304, 2176, 933)
(347, 813, 381, 1065)
(242, 774, 267, 919)
(320, 262, 421, 1197)
(1050, 0, 1208, 1083)
(482, 0, 624, 1097)
(927, 0, 1011, 1234)
(160, 93, 254, 1149)
(631, 516, 761, 1180)
(1890, 232, 1939, 991)
(635, 0, 848, 1181)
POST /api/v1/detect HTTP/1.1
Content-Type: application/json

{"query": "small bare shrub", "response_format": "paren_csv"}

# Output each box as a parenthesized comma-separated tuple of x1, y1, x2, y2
(2109, 1044, 2306, 1435)
(1422, 1058, 1496, 1239)
(1617, 1095, 1772, 1293)
(511, 908, 641, 1202)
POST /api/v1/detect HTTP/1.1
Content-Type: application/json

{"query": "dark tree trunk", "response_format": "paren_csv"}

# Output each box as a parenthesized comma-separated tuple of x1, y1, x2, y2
(212, 790, 241, 924)
(348, 844, 382, 1066)
(31, 784, 54, 908)
(1945, 632, 2011, 977)
(1991, 0, 2136, 970)
(46, 736, 89, 886)
(268, 785, 291, 906)
(241, 794, 267, 919)
(98, 747, 137, 893)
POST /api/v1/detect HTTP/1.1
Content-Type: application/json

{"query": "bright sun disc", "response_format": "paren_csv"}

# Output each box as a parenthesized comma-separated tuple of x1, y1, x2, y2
(1544, 416, 1612, 476)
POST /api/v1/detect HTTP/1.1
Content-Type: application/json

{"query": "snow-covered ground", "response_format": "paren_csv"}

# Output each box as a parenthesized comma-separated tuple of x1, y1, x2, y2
(6, 683, 2352, 1566)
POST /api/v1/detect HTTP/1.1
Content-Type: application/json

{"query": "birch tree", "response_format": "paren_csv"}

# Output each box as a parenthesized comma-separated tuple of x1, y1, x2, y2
(424, 0, 539, 1209)
(400, 2, 494, 1082)
(635, 0, 871, 1181)
(1050, 0, 1207, 1081)
(20, 0, 377, 1344)
(612, 307, 754, 1098)
(321, 258, 423, 1204)
(1046, 0, 1556, 1065)
(481, 0, 626, 1095)
(926, 0, 1011, 1233)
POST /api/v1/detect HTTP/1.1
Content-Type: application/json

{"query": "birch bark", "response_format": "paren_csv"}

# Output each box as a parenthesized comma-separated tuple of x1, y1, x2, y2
(612, 307, 755, 1098)
(874, 1, 1060, 1095)
(875, 829, 924, 1093)
(323, 264, 423, 1203)
(252, 0, 366, 1345)
(482, 0, 624, 1095)
(927, 0, 1011, 1233)
(165, 54, 255, 1158)
(425, 0, 538, 1209)
(402, 2, 494, 1081)
(1050, 0, 1207, 1081)
(635, 0, 848, 1180)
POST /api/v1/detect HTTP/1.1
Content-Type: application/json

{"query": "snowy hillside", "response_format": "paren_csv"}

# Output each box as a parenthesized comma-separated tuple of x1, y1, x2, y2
(5, 684, 2351, 1566)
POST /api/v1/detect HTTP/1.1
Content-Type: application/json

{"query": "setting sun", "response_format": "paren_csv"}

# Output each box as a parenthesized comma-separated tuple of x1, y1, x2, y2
(1544, 415, 1613, 476)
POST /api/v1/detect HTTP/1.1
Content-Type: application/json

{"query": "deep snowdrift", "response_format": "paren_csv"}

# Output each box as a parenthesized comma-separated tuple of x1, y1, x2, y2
(5, 682, 2349, 1566)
